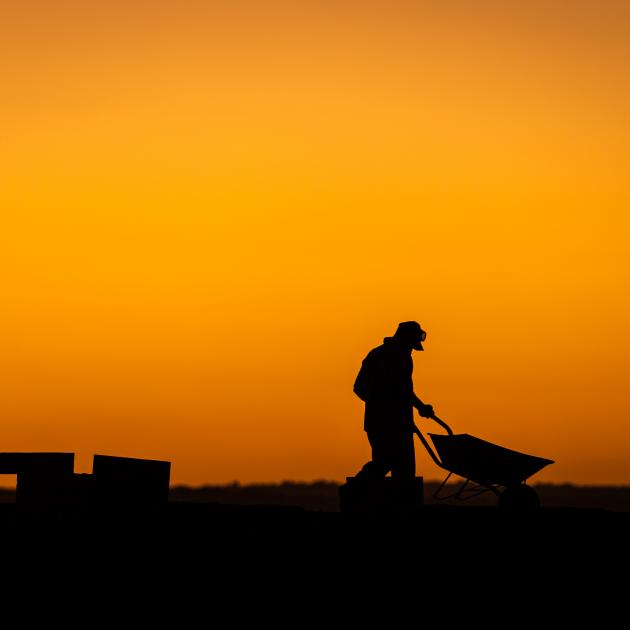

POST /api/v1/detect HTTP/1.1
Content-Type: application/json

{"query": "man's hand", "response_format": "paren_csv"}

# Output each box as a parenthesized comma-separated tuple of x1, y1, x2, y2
(416, 403, 434, 418)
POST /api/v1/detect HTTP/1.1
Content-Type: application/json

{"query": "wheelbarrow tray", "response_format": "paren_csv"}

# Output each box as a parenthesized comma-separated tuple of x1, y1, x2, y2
(429, 433, 554, 487)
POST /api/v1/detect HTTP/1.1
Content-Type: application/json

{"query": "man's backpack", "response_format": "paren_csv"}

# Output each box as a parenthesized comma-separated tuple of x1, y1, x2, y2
(353, 357, 371, 402)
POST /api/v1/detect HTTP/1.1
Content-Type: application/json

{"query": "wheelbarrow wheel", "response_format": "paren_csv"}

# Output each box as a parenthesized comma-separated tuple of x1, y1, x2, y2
(498, 484, 540, 510)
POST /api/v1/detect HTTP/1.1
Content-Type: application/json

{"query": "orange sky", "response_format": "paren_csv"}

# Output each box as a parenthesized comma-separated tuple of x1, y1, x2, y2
(1, 1, 629, 484)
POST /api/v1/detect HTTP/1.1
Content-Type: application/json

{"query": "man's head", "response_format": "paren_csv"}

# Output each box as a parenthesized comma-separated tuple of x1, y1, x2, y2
(393, 321, 427, 351)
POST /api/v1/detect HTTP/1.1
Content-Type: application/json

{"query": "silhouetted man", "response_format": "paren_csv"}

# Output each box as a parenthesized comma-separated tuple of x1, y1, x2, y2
(353, 321, 434, 480)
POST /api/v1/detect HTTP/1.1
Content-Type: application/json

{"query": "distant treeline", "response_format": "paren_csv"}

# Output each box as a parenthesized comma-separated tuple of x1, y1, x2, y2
(3, 481, 630, 511)
(169, 481, 630, 512)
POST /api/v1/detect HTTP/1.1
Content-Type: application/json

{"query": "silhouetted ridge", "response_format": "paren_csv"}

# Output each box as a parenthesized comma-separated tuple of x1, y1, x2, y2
(168, 482, 630, 512)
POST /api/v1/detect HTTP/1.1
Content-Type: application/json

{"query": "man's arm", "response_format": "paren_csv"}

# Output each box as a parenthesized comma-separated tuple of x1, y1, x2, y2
(412, 396, 434, 440)
(412, 393, 434, 418)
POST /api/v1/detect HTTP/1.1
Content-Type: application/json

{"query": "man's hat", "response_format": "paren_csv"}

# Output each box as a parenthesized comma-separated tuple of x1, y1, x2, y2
(394, 321, 427, 351)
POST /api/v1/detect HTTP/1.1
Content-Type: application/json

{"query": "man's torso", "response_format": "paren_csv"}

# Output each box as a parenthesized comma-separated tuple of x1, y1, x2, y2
(358, 339, 414, 432)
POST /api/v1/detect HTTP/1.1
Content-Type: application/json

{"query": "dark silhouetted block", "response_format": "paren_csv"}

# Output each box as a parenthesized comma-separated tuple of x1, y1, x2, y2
(0, 453, 75, 505)
(339, 476, 423, 513)
(0, 452, 75, 475)
(71, 473, 95, 504)
(92, 455, 170, 505)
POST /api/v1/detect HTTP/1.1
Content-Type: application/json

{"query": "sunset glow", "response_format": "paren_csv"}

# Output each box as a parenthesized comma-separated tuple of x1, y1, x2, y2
(2, 1, 629, 484)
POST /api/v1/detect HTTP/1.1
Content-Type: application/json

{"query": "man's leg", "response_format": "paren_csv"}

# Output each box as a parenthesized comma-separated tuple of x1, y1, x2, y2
(390, 431, 416, 480)
(355, 430, 391, 480)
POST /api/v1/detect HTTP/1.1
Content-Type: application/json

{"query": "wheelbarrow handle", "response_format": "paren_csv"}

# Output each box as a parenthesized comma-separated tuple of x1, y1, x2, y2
(414, 427, 443, 467)
(413, 414, 454, 469)
(429, 414, 454, 436)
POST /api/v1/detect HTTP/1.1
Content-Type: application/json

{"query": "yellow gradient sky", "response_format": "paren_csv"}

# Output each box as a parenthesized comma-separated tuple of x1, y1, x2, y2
(1, 1, 629, 484)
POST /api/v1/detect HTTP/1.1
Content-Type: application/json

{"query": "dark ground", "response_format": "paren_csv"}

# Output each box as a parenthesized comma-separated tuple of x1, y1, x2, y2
(2, 482, 629, 557)
(1, 490, 627, 616)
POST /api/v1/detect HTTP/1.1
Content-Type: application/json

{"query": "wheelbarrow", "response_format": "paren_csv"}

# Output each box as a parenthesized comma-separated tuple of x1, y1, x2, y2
(415, 415, 554, 509)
